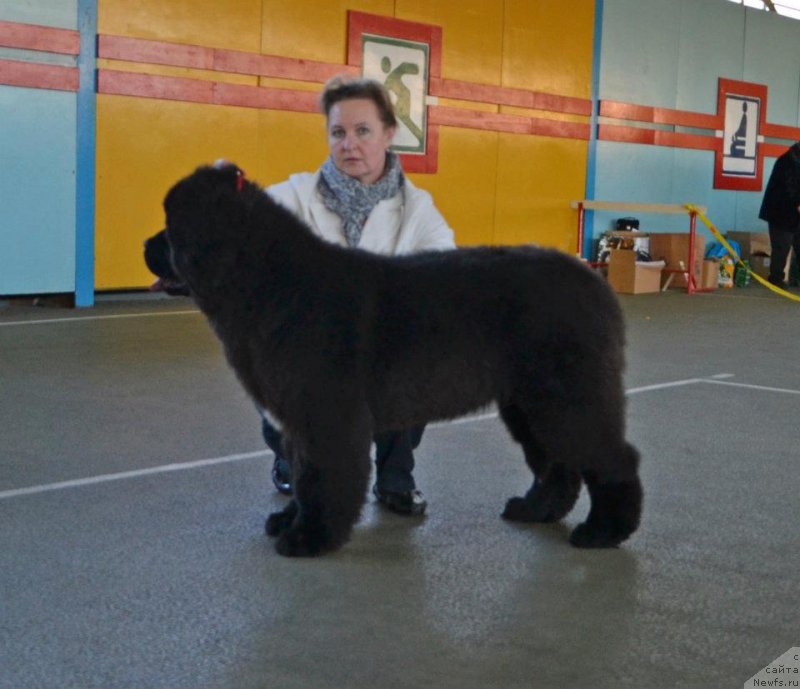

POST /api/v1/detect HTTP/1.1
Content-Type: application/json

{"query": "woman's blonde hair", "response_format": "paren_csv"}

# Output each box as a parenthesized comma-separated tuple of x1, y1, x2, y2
(320, 75, 397, 130)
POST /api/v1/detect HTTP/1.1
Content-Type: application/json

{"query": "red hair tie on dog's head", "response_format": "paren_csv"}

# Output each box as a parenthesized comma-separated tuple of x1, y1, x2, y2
(212, 159, 246, 192)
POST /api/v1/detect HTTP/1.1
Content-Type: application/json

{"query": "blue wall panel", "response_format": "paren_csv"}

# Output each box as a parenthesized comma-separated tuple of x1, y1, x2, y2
(0, 1, 84, 297)
(0, 1, 77, 28)
(599, 0, 680, 108)
(0, 87, 76, 295)
(593, 0, 800, 247)
(742, 9, 800, 126)
(675, 0, 745, 113)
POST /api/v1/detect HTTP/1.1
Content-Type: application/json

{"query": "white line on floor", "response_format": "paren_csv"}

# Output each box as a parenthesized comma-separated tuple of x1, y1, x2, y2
(700, 379, 800, 395)
(0, 310, 199, 327)
(432, 411, 499, 426)
(1, 373, 793, 501)
(0, 451, 269, 500)
(625, 378, 706, 395)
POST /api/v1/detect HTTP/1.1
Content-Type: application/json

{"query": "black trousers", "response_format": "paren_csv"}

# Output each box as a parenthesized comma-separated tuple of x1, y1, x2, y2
(767, 223, 800, 284)
(261, 417, 424, 493)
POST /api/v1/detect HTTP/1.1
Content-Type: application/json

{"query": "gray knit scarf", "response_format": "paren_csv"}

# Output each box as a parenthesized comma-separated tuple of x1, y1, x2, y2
(317, 151, 404, 247)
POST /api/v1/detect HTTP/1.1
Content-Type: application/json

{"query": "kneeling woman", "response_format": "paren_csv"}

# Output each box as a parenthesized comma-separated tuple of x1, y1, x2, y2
(262, 75, 455, 515)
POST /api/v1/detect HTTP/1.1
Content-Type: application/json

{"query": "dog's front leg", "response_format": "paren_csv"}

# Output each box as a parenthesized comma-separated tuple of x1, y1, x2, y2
(270, 407, 373, 557)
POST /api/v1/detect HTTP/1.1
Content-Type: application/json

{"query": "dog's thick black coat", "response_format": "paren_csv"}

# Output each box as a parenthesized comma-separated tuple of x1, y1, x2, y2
(148, 164, 643, 557)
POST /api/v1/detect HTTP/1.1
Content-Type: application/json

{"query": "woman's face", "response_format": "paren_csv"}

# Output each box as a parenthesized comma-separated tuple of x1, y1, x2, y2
(327, 98, 396, 185)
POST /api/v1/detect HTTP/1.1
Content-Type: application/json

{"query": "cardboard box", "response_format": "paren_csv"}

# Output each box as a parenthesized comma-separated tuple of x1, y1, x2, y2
(607, 249, 664, 294)
(701, 259, 719, 290)
(749, 253, 792, 281)
(726, 231, 770, 258)
(649, 233, 706, 289)
(749, 255, 771, 278)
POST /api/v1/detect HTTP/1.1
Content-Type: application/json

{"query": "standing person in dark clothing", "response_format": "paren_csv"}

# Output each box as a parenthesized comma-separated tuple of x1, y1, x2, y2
(759, 141, 800, 288)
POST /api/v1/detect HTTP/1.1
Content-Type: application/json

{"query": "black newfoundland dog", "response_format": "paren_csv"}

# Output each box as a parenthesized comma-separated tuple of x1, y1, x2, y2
(146, 164, 642, 557)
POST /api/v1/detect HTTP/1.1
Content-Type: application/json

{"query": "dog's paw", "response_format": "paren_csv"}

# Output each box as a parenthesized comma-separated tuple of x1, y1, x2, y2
(265, 511, 292, 537)
(569, 522, 622, 549)
(501, 495, 557, 523)
(265, 502, 298, 537)
(274, 526, 328, 558)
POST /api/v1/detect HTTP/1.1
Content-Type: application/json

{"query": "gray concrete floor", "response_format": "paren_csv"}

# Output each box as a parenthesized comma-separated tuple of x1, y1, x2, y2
(1, 285, 798, 689)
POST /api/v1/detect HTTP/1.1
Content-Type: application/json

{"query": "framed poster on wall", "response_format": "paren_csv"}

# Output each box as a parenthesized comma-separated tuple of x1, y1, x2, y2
(347, 11, 442, 173)
(714, 78, 767, 191)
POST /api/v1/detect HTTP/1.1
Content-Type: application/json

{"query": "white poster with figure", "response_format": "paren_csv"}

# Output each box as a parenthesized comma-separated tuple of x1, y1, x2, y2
(361, 34, 429, 154)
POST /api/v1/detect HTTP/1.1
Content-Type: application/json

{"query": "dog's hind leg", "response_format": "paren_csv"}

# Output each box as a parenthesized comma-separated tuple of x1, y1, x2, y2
(271, 405, 373, 557)
(499, 404, 582, 523)
(503, 463, 582, 523)
(570, 442, 643, 548)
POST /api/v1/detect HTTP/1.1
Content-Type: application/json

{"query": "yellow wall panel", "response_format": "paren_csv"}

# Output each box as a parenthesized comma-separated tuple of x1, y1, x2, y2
(260, 0, 394, 62)
(502, 0, 594, 98)
(254, 109, 329, 186)
(493, 134, 587, 252)
(414, 126, 499, 247)
(397, 0, 504, 84)
(92, 1, 596, 290)
(99, 0, 263, 52)
(95, 96, 262, 289)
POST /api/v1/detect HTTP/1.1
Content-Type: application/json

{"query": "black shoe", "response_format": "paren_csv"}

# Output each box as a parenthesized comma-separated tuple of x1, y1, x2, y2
(271, 456, 292, 495)
(372, 483, 427, 516)
(768, 276, 788, 289)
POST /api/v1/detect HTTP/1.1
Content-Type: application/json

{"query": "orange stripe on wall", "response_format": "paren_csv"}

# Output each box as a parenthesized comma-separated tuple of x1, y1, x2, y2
(98, 34, 214, 70)
(213, 82, 318, 111)
(431, 77, 591, 116)
(660, 130, 718, 151)
(99, 70, 213, 103)
(532, 91, 591, 117)
(431, 105, 589, 139)
(598, 123, 717, 150)
(212, 48, 358, 82)
(762, 142, 793, 158)
(98, 69, 326, 112)
(530, 118, 590, 140)
(431, 106, 530, 134)
(99, 34, 358, 83)
(600, 100, 720, 130)
(0, 20, 79, 55)
(0, 58, 78, 91)
(762, 122, 800, 141)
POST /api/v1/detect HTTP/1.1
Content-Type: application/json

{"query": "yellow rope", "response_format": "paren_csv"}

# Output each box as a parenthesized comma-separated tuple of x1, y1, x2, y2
(685, 204, 800, 303)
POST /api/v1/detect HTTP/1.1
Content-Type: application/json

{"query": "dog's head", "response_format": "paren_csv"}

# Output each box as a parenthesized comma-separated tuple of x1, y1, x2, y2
(144, 163, 252, 298)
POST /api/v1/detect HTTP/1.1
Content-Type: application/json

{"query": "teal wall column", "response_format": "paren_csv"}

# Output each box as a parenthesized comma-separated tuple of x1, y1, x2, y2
(75, 0, 97, 307)
(583, 0, 603, 259)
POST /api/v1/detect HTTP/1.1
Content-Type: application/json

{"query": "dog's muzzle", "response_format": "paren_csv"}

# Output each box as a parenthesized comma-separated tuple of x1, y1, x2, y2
(144, 230, 190, 296)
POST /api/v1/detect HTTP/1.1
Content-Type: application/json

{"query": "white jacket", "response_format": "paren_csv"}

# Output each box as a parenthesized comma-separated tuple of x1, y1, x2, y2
(266, 171, 455, 255)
